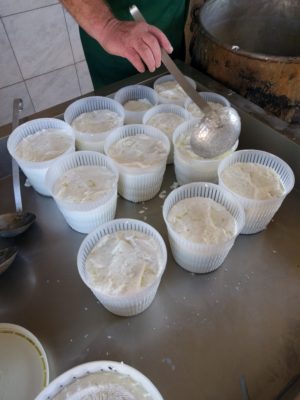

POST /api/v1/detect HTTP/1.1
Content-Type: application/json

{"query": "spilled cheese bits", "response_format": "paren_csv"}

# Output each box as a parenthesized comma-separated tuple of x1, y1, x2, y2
(221, 162, 284, 200)
(85, 230, 163, 295)
(167, 197, 236, 244)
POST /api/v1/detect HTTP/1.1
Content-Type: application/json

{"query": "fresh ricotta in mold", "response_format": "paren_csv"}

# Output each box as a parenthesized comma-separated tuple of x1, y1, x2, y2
(221, 162, 284, 200)
(85, 230, 163, 295)
(15, 128, 72, 162)
(71, 110, 122, 133)
(167, 197, 236, 244)
(53, 165, 116, 203)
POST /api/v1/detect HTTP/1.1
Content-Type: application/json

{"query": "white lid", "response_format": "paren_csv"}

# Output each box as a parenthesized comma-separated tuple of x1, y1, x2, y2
(0, 323, 49, 400)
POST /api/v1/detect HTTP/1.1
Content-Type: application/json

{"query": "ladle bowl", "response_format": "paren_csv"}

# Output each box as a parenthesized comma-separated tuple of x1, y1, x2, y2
(0, 246, 18, 275)
(190, 106, 241, 159)
(0, 212, 36, 238)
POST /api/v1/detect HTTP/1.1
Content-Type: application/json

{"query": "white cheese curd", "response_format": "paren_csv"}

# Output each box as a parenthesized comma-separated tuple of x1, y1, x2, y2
(53, 370, 153, 400)
(187, 101, 224, 119)
(15, 128, 72, 162)
(167, 197, 236, 244)
(85, 230, 163, 296)
(221, 162, 285, 200)
(175, 123, 233, 161)
(107, 134, 168, 168)
(71, 110, 122, 133)
(123, 99, 152, 112)
(146, 112, 184, 141)
(155, 81, 187, 101)
(53, 165, 116, 203)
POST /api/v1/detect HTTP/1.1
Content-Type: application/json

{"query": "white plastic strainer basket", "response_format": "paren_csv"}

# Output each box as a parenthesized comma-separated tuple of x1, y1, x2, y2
(45, 151, 119, 234)
(218, 149, 295, 234)
(35, 361, 163, 400)
(64, 96, 125, 152)
(104, 124, 170, 202)
(7, 118, 75, 196)
(77, 218, 167, 316)
(114, 84, 158, 124)
(163, 182, 245, 273)
(143, 103, 190, 164)
(173, 118, 239, 184)
(153, 74, 197, 106)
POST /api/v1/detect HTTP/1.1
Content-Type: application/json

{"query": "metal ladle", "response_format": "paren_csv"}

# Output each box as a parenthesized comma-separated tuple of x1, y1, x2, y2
(130, 5, 241, 158)
(0, 99, 36, 238)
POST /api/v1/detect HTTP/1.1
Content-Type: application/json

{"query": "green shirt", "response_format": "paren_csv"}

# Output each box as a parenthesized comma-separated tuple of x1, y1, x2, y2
(80, 0, 189, 89)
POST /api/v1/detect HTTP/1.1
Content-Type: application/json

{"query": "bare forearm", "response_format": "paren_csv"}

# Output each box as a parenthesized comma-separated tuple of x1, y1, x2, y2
(60, 0, 173, 73)
(60, 0, 115, 43)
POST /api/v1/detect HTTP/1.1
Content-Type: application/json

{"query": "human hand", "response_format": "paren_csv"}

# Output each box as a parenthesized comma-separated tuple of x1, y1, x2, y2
(99, 19, 173, 73)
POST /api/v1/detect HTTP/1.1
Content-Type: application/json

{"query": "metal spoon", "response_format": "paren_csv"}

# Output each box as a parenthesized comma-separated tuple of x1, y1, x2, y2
(0, 99, 36, 238)
(0, 246, 18, 275)
(130, 5, 241, 158)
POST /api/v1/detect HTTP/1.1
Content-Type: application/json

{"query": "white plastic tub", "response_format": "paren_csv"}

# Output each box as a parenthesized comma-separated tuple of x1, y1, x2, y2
(114, 84, 158, 124)
(7, 118, 75, 196)
(218, 149, 295, 234)
(64, 96, 125, 152)
(163, 182, 245, 273)
(104, 124, 170, 202)
(173, 118, 238, 184)
(45, 151, 119, 233)
(35, 360, 163, 400)
(77, 218, 167, 316)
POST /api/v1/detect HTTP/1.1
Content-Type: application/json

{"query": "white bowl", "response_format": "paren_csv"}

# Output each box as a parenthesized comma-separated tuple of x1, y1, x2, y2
(77, 218, 167, 316)
(153, 74, 197, 106)
(163, 182, 245, 273)
(45, 151, 119, 234)
(64, 96, 125, 152)
(7, 118, 75, 196)
(104, 124, 170, 202)
(143, 103, 190, 164)
(218, 149, 295, 234)
(185, 91, 231, 118)
(173, 118, 239, 184)
(35, 361, 163, 400)
(114, 84, 158, 124)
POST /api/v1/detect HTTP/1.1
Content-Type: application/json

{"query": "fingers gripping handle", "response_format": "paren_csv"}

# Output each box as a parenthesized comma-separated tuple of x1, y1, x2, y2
(129, 5, 211, 112)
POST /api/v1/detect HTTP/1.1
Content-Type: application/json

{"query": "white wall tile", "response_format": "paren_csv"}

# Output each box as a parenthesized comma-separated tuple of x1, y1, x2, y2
(0, 0, 58, 17)
(64, 10, 85, 63)
(26, 65, 81, 112)
(0, 82, 34, 127)
(76, 61, 94, 95)
(3, 5, 74, 79)
(0, 19, 23, 88)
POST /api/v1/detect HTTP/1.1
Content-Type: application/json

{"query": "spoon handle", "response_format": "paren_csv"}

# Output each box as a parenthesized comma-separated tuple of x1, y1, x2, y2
(129, 5, 211, 113)
(11, 98, 23, 214)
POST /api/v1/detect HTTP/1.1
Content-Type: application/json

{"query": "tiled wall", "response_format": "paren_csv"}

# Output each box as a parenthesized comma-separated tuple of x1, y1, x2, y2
(0, 1, 94, 127)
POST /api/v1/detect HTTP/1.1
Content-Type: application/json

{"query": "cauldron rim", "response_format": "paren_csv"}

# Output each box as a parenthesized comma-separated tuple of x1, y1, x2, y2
(199, 0, 300, 63)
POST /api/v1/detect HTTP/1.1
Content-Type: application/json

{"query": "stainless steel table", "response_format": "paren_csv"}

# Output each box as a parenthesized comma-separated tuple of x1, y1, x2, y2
(1, 64, 300, 400)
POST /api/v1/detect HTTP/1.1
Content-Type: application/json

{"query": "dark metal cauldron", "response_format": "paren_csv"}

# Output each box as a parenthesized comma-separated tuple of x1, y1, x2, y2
(191, 0, 300, 123)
